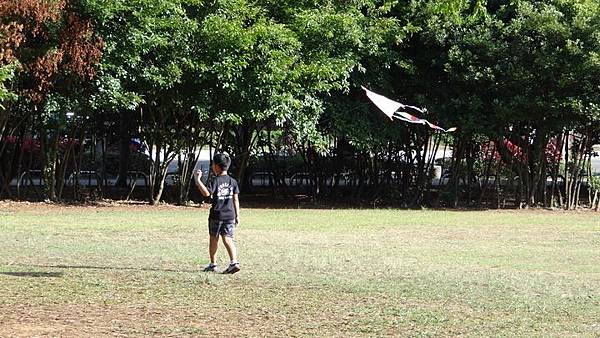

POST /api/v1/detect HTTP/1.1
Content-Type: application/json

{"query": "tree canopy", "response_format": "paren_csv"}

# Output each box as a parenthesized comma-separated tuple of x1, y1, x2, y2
(1, 0, 599, 209)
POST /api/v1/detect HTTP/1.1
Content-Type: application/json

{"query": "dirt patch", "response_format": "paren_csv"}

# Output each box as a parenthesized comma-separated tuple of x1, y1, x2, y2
(1, 199, 598, 214)
(0, 301, 369, 337)
(1, 303, 209, 337)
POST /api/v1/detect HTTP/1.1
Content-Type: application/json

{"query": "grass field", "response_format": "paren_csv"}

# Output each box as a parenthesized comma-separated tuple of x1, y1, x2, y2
(1, 203, 599, 337)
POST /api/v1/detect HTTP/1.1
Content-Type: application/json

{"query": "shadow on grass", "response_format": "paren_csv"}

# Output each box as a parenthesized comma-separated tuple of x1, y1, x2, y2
(238, 195, 520, 211)
(4, 194, 519, 211)
(0, 271, 63, 278)
(23, 264, 199, 274)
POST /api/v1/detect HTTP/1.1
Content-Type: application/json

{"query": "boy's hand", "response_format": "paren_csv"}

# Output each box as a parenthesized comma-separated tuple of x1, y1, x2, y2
(194, 169, 203, 179)
(235, 217, 240, 227)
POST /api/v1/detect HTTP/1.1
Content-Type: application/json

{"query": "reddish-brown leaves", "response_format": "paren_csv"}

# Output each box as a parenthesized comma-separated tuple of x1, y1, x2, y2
(28, 49, 64, 102)
(0, 0, 103, 102)
(0, 0, 66, 36)
(0, 22, 24, 63)
(60, 14, 104, 79)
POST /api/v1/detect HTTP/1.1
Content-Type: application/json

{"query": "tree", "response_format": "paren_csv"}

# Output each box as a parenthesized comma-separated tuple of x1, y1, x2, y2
(380, 0, 600, 208)
(198, 0, 404, 192)
(0, 0, 103, 201)
(85, 0, 201, 204)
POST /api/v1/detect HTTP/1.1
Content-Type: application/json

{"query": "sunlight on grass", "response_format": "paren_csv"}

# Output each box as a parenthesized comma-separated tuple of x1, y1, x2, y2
(0, 205, 599, 336)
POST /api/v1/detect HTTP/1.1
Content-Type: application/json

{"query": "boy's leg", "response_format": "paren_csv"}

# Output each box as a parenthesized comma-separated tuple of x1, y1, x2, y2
(221, 235, 237, 263)
(209, 235, 219, 264)
(221, 232, 240, 274)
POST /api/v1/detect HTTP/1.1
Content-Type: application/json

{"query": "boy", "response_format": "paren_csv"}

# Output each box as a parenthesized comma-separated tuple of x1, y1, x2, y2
(194, 153, 241, 274)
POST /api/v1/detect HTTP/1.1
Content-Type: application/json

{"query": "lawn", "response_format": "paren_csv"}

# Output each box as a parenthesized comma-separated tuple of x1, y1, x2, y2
(0, 203, 599, 337)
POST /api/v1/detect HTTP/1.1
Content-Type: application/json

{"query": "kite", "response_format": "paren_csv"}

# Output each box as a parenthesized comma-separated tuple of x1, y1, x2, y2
(362, 86, 457, 133)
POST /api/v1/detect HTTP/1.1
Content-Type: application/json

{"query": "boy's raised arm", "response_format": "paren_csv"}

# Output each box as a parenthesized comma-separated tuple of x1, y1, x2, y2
(194, 170, 211, 198)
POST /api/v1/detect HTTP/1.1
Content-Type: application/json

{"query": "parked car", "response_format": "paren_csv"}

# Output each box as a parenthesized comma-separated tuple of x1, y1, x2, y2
(250, 171, 277, 187)
(66, 171, 102, 187)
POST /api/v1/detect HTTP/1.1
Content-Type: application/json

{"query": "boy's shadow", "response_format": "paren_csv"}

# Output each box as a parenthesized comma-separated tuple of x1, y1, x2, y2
(9, 264, 198, 274)
(0, 271, 63, 278)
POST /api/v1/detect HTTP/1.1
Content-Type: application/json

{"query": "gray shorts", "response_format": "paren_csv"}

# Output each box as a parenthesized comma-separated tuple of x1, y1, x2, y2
(208, 220, 235, 238)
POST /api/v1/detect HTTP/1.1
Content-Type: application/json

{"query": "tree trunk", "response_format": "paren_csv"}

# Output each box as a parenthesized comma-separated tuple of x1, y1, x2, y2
(41, 126, 60, 202)
(116, 111, 132, 187)
(478, 141, 496, 207)
(564, 132, 570, 210)
(178, 150, 200, 206)
(233, 121, 257, 190)
(153, 164, 169, 205)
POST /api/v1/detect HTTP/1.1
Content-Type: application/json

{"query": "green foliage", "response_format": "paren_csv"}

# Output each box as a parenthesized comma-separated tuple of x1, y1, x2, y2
(85, 0, 198, 112)
(394, 0, 600, 135)
(0, 63, 17, 109)
(3, 0, 600, 205)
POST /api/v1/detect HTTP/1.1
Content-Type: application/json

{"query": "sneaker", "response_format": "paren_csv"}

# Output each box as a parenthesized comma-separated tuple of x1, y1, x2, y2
(203, 263, 218, 272)
(222, 262, 240, 274)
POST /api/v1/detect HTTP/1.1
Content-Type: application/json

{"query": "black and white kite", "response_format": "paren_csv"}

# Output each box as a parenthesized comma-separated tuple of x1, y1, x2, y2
(362, 86, 457, 133)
